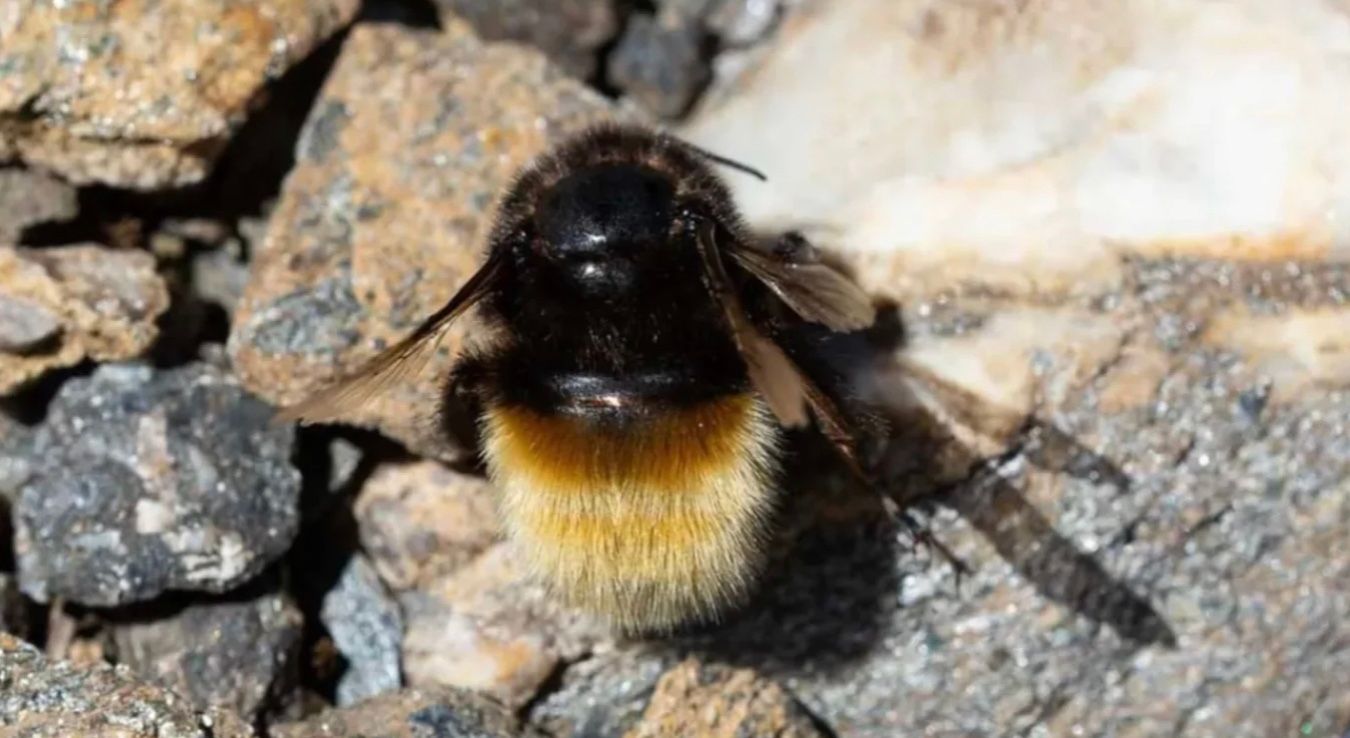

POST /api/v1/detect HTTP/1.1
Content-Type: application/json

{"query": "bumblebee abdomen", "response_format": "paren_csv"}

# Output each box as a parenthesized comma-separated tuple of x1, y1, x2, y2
(481, 393, 781, 631)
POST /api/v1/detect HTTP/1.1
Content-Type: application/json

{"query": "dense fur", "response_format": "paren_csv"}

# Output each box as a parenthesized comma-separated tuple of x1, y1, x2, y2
(482, 393, 781, 631)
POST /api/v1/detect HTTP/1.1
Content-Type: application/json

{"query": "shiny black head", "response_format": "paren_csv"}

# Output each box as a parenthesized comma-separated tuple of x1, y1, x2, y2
(532, 163, 676, 294)
(489, 125, 755, 302)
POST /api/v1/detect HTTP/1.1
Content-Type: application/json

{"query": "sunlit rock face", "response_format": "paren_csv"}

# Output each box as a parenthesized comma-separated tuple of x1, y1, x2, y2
(683, 0, 1350, 300)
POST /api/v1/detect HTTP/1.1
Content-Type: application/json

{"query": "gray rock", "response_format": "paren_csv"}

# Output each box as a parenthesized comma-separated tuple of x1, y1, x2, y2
(271, 686, 531, 738)
(0, 294, 61, 354)
(0, 167, 78, 244)
(434, 0, 619, 79)
(111, 587, 304, 724)
(14, 362, 300, 606)
(0, 632, 255, 738)
(321, 555, 404, 706)
(608, 13, 712, 118)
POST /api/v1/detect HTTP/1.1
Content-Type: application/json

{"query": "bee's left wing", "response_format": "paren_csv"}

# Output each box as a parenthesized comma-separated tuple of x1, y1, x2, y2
(273, 249, 506, 426)
(693, 222, 871, 478)
(728, 234, 875, 332)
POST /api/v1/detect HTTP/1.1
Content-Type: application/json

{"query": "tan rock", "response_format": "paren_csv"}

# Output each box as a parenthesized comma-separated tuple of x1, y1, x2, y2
(229, 21, 634, 461)
(0, 168, 78, 244)
(624, 659, 825, 738)
(1095, 339, 1172, 413)
(355, 459, 501, 592)
(402, 544, 610, 709)
(682, 0, 1350, 301)
(270, 686, 526, 738)
(1203, 305, 1350, 401)
(0, 0, 359, 188)
(0, 244, 168, 394)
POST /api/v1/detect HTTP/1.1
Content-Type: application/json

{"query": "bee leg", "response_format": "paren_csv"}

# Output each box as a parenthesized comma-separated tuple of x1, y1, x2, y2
(884, 498, 972, 587)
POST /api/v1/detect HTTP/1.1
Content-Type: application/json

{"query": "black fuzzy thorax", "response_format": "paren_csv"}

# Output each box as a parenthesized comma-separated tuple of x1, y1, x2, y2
(467, 124, 758, 419)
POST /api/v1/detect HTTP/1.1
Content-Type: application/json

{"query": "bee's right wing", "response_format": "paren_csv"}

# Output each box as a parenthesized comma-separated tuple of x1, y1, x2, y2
(728, 234, 876, 332)
(274, 250, 506, 425)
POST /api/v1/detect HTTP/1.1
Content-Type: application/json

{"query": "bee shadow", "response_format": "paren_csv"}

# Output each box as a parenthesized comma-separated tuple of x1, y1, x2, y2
(670, 302, 1174, 675)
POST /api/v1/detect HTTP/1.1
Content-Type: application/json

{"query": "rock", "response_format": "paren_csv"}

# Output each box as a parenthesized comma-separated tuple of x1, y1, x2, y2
(0, 632, 254, 738)
(320, 555, 404, 706)
(680, 0, 1350, 300)
(355, 460, 501, 592)
(111, 586, 304, 724)
(400, 543, 609, 710)
(0, 0, 360, 189)
(706, 0, 782, 46)
(348, 460, 600, 710)
(0, 244, 169, 394)
(0, 168, 78, 244)
(0, 412, 34, 502)
(434, 0, 619, 79)
(624, 659, 825, 738)
(608, 13, 712, 118)
(270, 686, 529, 738)
(14, 362, 300, 606)
(229, 22, 632, 462)
(527, 651, 672, 738)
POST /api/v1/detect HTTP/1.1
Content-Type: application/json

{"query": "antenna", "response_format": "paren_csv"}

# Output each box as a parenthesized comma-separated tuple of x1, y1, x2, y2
(685, 143, 768, 182)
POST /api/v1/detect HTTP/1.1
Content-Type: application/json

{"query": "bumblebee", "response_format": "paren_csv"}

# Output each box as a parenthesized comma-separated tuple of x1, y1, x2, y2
(281, 125, 879, 631)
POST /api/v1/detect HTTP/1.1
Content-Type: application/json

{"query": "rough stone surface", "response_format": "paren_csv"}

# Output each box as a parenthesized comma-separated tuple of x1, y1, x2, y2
(681, 0, 1350, 300)
(624, 659, 824, 738)
(0, 244, 169, 394)
(14, 362, 300, 606)
(320, 554, 404, 706)
(0, 0, 360, 189)
(0, 632, 254, 738)
(608, 12, 712, 119)
(519, 259, 1350, 738)
(229, 22, 632, 461)
(355, 459, 501, 592)
(111, 588, 304, 724)
(434, 0, 619, 79)
(0, 167, 78, 243)
(400, 543, 610, 710)
(270, 686, 529, 738)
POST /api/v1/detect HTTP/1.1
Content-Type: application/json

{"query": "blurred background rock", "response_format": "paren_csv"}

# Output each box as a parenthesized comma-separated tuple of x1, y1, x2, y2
(0, 1, 1346, 737)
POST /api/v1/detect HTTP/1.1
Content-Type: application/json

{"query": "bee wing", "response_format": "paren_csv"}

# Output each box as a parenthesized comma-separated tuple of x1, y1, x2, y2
(694, 221, 877, 477)
(729, 239, 875, 332)
(274, 251, 505, 426)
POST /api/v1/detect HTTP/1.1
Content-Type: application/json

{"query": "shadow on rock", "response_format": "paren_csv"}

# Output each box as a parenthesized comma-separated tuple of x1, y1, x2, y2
(673, 302, 1175, 673)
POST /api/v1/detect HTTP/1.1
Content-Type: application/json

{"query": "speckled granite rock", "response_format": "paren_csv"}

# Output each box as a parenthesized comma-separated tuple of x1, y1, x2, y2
(229, 21, 632, 461)
(0, 244, 169, 394)
(320, 554, 403, 706)
(14, 362, 299, 606)
(270, 686, 530, 738)
(624, 659, 824, 738)
(0, 0, 359, 188)
(111, 587, 304, 724)
(0, 632, 255, 738)
(0, 168, 78, 244)
(433, 0, 619, 79)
